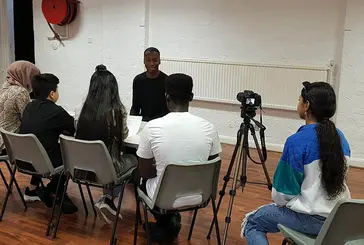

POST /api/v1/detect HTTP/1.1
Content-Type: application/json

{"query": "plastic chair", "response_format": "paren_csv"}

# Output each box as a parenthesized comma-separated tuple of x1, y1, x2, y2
(279, 199, 364, 245)
(50, 135, 137, 245)
(0, 153, 26, 209)
(0, 128, 73, 221)
(133, 157, 222, 245)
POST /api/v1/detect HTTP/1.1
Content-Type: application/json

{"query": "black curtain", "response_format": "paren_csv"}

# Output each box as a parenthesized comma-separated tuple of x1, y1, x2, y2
(13, 0, 35, 63)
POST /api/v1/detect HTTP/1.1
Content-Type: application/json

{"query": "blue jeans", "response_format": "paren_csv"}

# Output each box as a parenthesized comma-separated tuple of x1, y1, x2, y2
(243, 204, 326, 245)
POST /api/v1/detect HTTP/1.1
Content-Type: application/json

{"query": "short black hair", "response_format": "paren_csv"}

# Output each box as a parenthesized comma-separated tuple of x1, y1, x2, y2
(31, 73, 59, 99)
(165, 73, 193, 104)
(144, 47, 160, 55)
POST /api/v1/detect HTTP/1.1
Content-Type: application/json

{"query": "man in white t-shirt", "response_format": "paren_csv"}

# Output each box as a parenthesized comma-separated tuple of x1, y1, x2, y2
(134, 73, 222, 243)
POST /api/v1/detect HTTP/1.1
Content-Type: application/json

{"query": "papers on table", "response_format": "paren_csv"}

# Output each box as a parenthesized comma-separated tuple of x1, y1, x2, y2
(127, 115, 143, 137)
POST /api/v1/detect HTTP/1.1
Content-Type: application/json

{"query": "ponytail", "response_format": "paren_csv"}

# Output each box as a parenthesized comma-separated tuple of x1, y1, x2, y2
(316, 119, 347, 199)
(301, 82, 347, 200)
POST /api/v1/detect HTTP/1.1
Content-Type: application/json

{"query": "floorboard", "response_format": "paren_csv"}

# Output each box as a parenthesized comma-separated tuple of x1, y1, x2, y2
(0, 144, 363, 245)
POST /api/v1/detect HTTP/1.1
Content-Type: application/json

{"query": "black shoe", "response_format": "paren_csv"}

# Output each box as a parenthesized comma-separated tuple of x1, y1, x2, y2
(36, 187, 54, 208)
(170, 213, 182, 238)
(24, 186, 41, 202)
(143, 222, 176, 244)
(61, 194, 79, 214)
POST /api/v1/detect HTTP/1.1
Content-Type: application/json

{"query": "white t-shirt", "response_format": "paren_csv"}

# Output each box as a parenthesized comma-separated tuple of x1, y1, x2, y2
(136, 112, 222, 199)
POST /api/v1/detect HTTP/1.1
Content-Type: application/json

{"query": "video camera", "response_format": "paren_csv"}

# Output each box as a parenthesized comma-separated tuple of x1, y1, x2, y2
(236, 90, 262, 118)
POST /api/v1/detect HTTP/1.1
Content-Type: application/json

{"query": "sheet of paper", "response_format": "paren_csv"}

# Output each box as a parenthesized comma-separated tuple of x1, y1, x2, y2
(127, 115, 142, 136)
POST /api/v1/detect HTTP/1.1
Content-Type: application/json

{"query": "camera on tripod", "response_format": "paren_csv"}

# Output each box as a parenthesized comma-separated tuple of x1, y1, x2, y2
(207, 89, 272, 245)
(237, 90, 261, 118)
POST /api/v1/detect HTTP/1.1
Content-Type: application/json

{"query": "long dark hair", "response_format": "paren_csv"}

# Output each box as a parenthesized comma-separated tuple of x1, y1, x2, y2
(301, 81, 347, 199)
(77, 65, 125, 159)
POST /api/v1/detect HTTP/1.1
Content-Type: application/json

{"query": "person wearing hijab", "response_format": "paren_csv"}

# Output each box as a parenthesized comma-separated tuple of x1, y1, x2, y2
(0, 61, 40, 155)
(0, 61, 40, 202)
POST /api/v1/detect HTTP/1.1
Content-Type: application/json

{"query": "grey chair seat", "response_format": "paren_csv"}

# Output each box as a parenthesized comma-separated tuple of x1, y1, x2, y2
(49, 135, 137, 245)
(134, 158, 222, 245)
(0, 155, 9, 161)
(278, 224, 316, 245)
(0, 128, 67, 222)
(137, 187, 152, 210)
(117, 166, 137, 183)
(279, 199, 364, 245)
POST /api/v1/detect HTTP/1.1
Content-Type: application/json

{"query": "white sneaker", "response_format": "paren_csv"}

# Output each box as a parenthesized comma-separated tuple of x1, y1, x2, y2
(95, 198, 112, 224)
(23, 186, 41, 202)
(99, 196, 123, 223)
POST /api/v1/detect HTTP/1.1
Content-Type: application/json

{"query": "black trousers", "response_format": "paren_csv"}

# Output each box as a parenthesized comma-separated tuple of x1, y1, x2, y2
(0, 149, 7, 156)
(30, 175, 66, 194)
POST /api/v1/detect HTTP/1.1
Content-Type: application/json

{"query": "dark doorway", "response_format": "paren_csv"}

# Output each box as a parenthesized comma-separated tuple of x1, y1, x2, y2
(13, 0, 35, 63)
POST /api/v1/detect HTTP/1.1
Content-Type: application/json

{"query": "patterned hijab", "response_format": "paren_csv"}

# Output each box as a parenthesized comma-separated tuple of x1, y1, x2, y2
(6, 61, 40, 92)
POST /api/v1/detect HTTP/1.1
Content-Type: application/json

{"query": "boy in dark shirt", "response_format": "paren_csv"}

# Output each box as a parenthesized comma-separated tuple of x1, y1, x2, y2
(19, 73, 78, 214)
(130, 47, 169, 122)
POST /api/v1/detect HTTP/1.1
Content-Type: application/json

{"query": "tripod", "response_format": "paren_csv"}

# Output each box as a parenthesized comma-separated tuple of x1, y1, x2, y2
(207, 114, 272, 245)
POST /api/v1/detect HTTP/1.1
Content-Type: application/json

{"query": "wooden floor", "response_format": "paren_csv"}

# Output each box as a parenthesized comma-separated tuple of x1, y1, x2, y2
(0, 144, 363, 245)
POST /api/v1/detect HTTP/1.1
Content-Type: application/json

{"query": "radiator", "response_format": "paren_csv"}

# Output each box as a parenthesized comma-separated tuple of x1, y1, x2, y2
(160, 58, 332, 110)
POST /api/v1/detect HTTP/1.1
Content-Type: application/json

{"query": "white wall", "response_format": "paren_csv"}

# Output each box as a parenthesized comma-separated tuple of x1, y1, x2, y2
(33, 0, 364, 166)
(149, 0, 344, 148)
(33, 0, 145, 110)
(337, 0, 364, 166)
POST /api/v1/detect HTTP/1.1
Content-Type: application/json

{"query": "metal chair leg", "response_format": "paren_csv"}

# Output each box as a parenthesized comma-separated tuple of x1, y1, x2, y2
(52, 176, 70, 239)
(188, 208, 198, 240)
(4, 161, 26, 209)
(134, 185, 142, 225)
(46, 171, 64, 236)
(0, 165, 18, 221)
(0, 169, 9, 190)
(211, 198, 222, 245)
(142, 202, 151, 245)
(110, 181, 127, 245)
(85, 183, 97, 217)
(133, 197, 140, 245)
(78, 183, 88, 216)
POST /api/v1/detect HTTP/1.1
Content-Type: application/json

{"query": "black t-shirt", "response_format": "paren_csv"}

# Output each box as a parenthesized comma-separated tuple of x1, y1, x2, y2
(130, 71, 169, 121)
(19, 99, 75, 168)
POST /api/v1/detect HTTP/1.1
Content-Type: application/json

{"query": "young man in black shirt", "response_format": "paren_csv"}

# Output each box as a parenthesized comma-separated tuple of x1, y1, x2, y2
(130, 47, 169, 122)
(19, 73, 78, 214)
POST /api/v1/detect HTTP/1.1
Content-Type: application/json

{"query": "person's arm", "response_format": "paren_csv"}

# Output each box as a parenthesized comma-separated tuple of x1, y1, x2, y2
(271, 138, 304, 206)
(15, 90, 31, 116)
(58, 109, 76, 136)
(209, 125, 222, 160)
(130, 78, 141, 116)
(136, 125, 157, 178)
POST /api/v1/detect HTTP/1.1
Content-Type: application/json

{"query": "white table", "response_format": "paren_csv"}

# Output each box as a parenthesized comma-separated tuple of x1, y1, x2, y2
(124, 121, 146, 148)
(124, 134, 140, 148)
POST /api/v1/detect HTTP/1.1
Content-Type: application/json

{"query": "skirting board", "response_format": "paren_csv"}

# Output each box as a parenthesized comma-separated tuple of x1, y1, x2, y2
(219, 135, 364, 168)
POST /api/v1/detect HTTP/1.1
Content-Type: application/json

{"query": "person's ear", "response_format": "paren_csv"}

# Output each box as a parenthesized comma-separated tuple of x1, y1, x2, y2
(189, 93, 194, 102)
(304, 101, 310, 113)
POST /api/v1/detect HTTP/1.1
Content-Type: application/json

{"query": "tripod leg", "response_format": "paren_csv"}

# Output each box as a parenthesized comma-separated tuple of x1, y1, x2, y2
(249, 124, 272, 190)
(222, 142, 246, 245)
(207, 127, 243, 240)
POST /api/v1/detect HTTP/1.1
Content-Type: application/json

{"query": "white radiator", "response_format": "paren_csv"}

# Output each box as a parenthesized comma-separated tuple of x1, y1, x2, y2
(160, 58, 332, 110)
